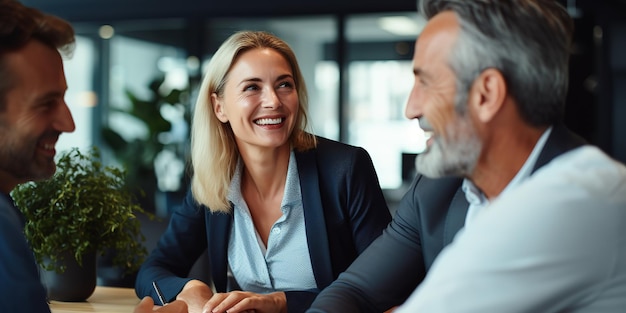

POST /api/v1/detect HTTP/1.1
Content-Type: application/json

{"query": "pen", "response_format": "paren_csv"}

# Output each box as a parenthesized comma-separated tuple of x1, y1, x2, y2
(152, 280, 167, 306)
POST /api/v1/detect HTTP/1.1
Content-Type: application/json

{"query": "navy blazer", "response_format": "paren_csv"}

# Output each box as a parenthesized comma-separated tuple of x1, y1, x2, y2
(0, 193, 50, 313)
(135, 137, 392, 312)
(307, 124, 587, 312)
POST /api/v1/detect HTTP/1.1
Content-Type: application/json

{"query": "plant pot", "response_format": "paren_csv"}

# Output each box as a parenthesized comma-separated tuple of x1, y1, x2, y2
(40, 250, 97, 302)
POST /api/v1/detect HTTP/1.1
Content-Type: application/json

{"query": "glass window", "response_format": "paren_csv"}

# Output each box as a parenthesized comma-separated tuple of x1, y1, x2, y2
(104, 21, 193, 216)
(344, 12, 427, 189)
(346, 60, 424, 189)
(57, 35, 96, 154)
(108, 34, 189, 144)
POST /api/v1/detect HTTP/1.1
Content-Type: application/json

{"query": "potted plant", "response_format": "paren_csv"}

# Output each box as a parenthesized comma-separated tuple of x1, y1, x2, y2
(10, 146, 152, 302)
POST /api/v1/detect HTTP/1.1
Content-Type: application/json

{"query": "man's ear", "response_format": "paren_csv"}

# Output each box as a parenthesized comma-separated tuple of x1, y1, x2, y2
(212, 93, 228, 123)
(468, 68, 506, 123)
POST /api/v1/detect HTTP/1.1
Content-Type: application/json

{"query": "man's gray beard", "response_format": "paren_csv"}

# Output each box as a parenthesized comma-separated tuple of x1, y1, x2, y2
(415, 116, 482, 179)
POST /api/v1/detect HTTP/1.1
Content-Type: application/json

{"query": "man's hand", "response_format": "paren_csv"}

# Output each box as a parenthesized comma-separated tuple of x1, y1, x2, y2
(203, 291, 287, 313)
(175, 280, 214, 313)
(134, 296, 188, 313)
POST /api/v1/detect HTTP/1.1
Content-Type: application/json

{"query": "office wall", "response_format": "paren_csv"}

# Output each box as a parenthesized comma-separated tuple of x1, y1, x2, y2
(22, 0, 416, 21)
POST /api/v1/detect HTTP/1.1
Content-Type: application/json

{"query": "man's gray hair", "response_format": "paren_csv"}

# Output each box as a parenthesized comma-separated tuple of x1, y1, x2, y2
(418, 0, 574, 126)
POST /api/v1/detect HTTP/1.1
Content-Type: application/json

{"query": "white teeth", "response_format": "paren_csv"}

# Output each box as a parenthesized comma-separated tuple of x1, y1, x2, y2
(43, 144, 54, 150)
(423, 131, 434, 139)
(255, 118, 282, 125)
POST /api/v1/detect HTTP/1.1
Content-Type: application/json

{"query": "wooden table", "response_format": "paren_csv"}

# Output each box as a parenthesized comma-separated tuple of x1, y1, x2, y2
(49, 286, 140, 313)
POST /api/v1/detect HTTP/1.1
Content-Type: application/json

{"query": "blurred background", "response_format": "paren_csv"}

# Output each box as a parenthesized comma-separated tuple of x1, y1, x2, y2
(21, 0, 626, 213)
(20, 0, 626, 288)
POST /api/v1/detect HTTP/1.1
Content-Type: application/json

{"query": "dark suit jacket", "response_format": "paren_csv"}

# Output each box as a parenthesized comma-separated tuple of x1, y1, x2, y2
(307, 124, 587, 313)
(0, 193, 50, 313)
(135, 137, 392, 313)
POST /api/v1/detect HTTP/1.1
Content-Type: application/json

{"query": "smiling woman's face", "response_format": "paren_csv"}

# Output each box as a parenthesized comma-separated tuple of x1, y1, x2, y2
(212, 47, 299, 153)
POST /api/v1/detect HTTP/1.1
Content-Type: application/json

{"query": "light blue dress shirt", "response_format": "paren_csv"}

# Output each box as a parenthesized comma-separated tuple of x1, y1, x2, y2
(396, 145, 626, 312)
(227, 151, 317, 293)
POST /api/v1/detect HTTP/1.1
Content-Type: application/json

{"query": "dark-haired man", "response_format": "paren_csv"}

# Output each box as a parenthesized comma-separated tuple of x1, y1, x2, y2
(0, 0, 76, 311)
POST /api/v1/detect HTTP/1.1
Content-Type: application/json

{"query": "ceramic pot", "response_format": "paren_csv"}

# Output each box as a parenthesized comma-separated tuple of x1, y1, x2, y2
(40, 250, 97, 302)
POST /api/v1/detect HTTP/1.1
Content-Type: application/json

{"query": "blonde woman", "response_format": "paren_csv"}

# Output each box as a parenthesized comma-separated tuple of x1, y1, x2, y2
(136, 30, 391, 313)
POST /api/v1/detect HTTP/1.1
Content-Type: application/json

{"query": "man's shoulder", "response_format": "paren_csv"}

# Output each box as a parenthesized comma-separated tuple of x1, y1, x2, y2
(402, 174, 465, 208)
(537, 145, 626, 195)
(0, 194, 22, 231)
(492, 145, 626, 219)
(535, 124, 587, 170)
(411, 175, 464, 195)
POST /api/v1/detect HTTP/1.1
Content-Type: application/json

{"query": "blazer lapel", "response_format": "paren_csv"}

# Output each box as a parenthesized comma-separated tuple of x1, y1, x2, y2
(207, 210, 232, 291)
(533, 124, 586, 172)
(443, 187, 469, 245)
(295, 149, 334, 287)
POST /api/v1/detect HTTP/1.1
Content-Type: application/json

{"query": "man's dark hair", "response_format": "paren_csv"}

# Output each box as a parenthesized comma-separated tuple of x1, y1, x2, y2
(0, 0, 75, 110)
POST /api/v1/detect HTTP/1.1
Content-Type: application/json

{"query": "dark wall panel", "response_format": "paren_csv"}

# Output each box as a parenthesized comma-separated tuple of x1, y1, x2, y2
(22, 0, 417, 22)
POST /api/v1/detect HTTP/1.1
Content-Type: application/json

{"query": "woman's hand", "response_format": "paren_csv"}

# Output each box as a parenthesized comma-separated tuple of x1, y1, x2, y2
(203, 291, 287, 313)
(175, 280, 214, 313)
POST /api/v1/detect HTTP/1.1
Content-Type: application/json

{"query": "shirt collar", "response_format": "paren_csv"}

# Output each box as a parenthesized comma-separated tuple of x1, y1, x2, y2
(227, 158, 244, 208)
(462, 126, 553, 204)
(281, 151, 300, 210)
(227, 150, 299, 213)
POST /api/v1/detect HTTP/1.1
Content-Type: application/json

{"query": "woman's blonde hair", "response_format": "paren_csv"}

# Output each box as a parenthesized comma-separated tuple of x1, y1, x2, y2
(190, 30, 316, 212)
